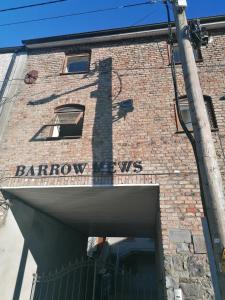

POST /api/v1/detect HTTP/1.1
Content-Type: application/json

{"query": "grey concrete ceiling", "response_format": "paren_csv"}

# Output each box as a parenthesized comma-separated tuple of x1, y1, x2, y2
(4, 185, 159, 237)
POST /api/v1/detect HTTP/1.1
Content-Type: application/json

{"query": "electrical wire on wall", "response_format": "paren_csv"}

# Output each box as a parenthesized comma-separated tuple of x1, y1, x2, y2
(164, 0, 195, 145)
(163, 0, 207, 215)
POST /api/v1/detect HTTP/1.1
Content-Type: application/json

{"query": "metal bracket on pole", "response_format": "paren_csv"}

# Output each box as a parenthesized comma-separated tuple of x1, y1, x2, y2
(173, 0, 187, 13)
(176, 0, 187, 7)
(189, 19, 209, 48)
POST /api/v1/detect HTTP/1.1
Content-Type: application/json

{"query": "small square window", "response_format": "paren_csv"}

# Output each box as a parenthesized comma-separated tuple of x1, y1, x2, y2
(64, 53, 90, 74)
(175, 96, 217, 132)
(172, 45, 202, 64)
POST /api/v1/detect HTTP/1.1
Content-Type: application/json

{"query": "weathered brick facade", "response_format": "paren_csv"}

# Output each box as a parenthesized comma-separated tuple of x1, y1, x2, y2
(1, 21, 225, 299)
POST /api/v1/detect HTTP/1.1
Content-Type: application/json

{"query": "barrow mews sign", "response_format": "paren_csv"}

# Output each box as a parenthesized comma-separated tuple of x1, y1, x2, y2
(15, 161, 143, 177)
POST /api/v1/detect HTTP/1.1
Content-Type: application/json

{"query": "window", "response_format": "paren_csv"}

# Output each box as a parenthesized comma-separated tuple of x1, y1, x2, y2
(33, 104, 85, 141)
(63, 53, 90, 74)
(175, 97, 193, 131)
(52, 104, 85, 138)
(172, 45, 202, 64)
(175, 96, 217, 132)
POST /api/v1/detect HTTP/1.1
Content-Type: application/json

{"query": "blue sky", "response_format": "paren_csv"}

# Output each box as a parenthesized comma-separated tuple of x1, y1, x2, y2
(0, 0, 224, 47)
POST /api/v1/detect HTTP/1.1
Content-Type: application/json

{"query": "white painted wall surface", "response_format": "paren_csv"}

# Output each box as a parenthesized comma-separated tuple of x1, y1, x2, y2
(0, 53, 13, 90)
(0, 52, 27, 141)
(0, 210, 37, 300)
(0, 197, 87, 300)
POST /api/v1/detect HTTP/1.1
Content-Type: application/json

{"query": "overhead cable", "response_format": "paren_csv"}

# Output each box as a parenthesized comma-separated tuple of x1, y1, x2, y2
(0, 0, 66, 13)
(0, 1, 160, 27)
(130, 5, 161, 26)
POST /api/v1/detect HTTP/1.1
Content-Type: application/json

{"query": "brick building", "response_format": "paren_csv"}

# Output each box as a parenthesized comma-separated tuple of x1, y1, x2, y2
(0, 15, 225, 299)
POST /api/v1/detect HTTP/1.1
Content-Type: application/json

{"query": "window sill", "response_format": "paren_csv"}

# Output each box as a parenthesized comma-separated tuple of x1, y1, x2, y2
(169, 59, 203, 66)
(33, 136, 82, 141)
(60, 71, 89, 75)
(175, 128, 219, 134)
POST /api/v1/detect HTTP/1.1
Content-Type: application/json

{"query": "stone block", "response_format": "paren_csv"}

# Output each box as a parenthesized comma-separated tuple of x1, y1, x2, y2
(176, 242, 189, 253)
(180, 281, 215, 299)
(167, 288, 175, 300)
(193, 235, 207, 254)
(187, 256, 205, 277)
(169, 229, 191, 243)
(166, 275, 177, 289)
(173, 256, 184, 272)
(164, 255, 173, 273)
(180, 283, 202, 298)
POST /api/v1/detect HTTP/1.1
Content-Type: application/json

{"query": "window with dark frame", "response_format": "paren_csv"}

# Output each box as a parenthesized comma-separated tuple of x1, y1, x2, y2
(32, 104, 85, 141)
(172, 44, 202, 64)
(63, 53, 90, 74)
(51, 104, 85, 139)
(175, 96, 217, 132)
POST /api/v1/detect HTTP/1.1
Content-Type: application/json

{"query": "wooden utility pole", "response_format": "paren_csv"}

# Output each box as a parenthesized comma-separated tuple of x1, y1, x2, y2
(171, 0, 225, 297)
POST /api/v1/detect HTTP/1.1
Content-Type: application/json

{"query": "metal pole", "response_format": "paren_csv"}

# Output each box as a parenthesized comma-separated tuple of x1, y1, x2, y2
(171, 0, 225, 297)
(92, 260, 97, 300)
(29, 273, 37, 300)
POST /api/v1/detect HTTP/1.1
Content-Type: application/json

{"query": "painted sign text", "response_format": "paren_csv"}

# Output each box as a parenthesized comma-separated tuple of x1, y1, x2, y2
(15, 161, 143, 177)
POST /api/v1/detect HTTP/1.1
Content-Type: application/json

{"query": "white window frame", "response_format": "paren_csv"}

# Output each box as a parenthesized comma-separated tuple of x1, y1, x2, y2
(63, 53, 90, 74)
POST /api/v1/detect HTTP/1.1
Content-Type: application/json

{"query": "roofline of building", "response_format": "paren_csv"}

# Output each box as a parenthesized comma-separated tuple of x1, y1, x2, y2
(0, 15, 224, 52)
(0, 46, 24, 54)
(22, 15, 225, 49)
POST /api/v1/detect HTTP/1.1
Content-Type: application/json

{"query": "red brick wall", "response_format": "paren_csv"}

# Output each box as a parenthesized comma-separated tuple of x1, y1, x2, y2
(1, 29, 225, 298)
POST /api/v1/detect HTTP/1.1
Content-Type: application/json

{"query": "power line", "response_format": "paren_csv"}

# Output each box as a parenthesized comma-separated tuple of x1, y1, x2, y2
(0, 1, 160, 27)
(0, 0, 66, 13)
(130, 5, 161, 26)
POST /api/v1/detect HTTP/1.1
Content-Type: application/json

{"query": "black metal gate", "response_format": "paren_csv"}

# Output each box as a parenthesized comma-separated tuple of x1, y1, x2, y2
(30, 258, 156, 300)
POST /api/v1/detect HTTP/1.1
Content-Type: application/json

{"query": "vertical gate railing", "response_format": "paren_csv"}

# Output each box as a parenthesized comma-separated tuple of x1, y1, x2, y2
(30, 258, 157, 300)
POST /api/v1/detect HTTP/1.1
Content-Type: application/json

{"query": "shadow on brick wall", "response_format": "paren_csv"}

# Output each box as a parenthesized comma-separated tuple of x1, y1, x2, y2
(91, 58, 113, 186)
(27, 81, 97, 106)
